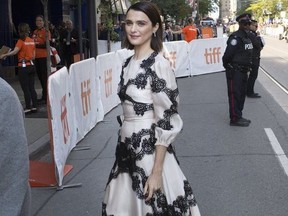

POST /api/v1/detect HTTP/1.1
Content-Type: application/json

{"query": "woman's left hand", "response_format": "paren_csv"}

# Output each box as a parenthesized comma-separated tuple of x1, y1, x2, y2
(143, 171, 163, 201)
(0, 54, 7, 59)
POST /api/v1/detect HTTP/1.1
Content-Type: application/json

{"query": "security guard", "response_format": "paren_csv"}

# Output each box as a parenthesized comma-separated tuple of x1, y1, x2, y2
(247, 20, 264, 98)
(222, 13, 253, 127)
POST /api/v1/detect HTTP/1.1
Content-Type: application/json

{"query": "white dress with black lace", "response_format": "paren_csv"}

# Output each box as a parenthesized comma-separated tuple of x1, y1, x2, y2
(102, 52, 201, 216)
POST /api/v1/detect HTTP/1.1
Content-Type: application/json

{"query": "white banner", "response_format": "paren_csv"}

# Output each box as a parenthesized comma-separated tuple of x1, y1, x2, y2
(69, 58, 104, 142)
(48, 67, 77, 186)
(96, 52, 121, 114)
(189, 38, 227, 76)
(98, 40, 122, 55)
(163, 41, 191, 77)
(216, 26, 224, 38)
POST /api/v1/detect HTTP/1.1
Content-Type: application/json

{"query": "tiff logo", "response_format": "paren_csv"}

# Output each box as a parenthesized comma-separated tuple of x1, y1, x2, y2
(204, 47, 221, 64)
(61, 95, 70, 144)
(105, 69, 112, 98)
(81, 79, 91, 116)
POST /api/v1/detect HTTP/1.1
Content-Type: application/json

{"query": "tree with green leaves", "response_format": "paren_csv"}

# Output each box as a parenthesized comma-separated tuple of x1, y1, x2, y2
(149, 0, 192, 21)
(149, 0, 219, 23)
(245, 0, 288, 21)
(198, 0, 219, 18)
(98, 0, 122, 51)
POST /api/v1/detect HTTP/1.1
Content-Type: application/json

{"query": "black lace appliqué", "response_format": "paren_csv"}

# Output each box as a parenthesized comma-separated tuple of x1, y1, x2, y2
(143, 180, 197, 216)
(103, 52, 197, 215)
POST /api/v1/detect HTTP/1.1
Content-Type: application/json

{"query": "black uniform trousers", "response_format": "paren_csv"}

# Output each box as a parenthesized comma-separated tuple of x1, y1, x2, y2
(63, 45, 73, 69)
(34, 57, 48, 100)
(247, 58, 260, 95)
(18, 65, 37, 109)
(226, 67, 248, 121)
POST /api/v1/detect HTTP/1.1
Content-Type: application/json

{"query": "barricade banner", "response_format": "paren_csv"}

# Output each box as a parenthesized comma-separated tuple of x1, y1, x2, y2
(98, 40, 122, 55)
(96, 52, 121, 114)
(189, 37, 226, 76)
(48, 67, 77, 186)
(111, 41, 122, 53)
(98, 40, 107, 55)
(163, 41, 190, 77)
(69, 58, 104, 142)
(216, 26, 224, 38)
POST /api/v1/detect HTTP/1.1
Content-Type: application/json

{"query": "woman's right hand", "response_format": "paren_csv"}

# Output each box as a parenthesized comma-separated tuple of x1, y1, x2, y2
(143, 171, 163, 201)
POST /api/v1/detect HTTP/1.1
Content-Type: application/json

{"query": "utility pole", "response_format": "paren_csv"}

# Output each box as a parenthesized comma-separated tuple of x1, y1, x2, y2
(197, 0, 200, 23)
(88, 0, 98, 58)
(41, 0, 51, 76)
(78, 0, 83, 60)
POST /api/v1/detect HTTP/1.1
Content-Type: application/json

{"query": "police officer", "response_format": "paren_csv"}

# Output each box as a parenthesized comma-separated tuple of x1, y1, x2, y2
(247, 20, 264, 98)
(222, 13, 253, 127)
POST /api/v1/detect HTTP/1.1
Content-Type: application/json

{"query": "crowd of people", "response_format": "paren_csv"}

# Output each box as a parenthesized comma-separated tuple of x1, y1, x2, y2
(0, 14, 82, 216)
(97, 16, 204, 45)
(0, 17, 80, 114)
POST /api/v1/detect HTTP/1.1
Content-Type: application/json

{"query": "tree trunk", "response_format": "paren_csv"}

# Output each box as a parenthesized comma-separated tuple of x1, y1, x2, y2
(41, 0, 51, 76)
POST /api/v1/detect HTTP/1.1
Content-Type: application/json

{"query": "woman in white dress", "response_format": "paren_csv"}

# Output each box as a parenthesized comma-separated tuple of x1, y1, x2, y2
(102, 2, 201, 215)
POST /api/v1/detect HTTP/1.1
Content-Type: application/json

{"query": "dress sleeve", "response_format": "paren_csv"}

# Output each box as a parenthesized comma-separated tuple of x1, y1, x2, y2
(151, 57, 183, 147)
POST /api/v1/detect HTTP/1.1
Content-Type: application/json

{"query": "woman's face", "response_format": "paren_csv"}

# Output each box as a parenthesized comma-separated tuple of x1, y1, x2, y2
(36, 17, 44, 29)
(125, 9, 158, 49)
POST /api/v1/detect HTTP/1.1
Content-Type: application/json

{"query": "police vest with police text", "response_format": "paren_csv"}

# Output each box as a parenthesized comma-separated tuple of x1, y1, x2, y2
(230, 30, 253, 66)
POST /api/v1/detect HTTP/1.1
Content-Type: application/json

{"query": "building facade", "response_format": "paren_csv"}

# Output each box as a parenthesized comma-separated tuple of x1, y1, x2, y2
(220, 0, 237, 22)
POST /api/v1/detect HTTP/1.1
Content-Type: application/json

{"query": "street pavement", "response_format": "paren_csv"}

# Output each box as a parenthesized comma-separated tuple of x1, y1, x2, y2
(7, 63, 288, 215)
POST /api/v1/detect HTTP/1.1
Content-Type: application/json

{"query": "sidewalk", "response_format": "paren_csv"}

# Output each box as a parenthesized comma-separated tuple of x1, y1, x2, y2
(6, 76, 50, 157)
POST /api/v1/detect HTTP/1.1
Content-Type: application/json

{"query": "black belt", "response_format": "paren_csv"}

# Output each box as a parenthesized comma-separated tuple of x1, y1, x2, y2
(232, 63, 251, 71)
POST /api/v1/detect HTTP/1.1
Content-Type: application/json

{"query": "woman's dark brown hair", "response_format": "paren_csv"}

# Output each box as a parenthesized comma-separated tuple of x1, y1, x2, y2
(123, 1, 163, 52)
(18, 23, 30, 40)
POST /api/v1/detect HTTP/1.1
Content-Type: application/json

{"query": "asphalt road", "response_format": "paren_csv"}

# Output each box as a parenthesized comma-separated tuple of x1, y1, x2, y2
(261, 36, 288, 90)
(31, 36, 288, 216)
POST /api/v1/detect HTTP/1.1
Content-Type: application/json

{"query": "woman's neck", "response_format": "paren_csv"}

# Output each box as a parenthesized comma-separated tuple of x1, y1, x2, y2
(133, 46, 154, 60)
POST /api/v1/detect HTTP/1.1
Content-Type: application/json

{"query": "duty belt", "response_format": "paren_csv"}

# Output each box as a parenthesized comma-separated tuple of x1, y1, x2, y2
(232, 63, 251, 72)
(18, 60, 34, 67)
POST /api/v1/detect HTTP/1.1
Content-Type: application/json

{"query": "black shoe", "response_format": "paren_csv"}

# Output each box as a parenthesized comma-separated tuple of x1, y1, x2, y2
(24, 108, 32, 114)
(240, 117, 251, 123)
(31, 107, 37, 113)
(230, 118, 250, 127)
(247, 93, 261, 98)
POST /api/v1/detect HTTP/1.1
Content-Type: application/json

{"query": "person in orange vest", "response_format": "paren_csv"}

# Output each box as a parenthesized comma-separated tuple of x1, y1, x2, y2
(32, 15, 51, 103)
(0, 23, 37, 113)
(171, 18, 199, 42)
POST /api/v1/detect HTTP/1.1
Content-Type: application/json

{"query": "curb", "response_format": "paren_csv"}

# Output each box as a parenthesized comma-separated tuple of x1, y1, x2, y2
(28, 133, 50, 158)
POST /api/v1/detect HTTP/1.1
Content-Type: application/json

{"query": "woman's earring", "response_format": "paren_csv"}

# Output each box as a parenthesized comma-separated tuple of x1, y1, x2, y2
(153, 32, 156, 37)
